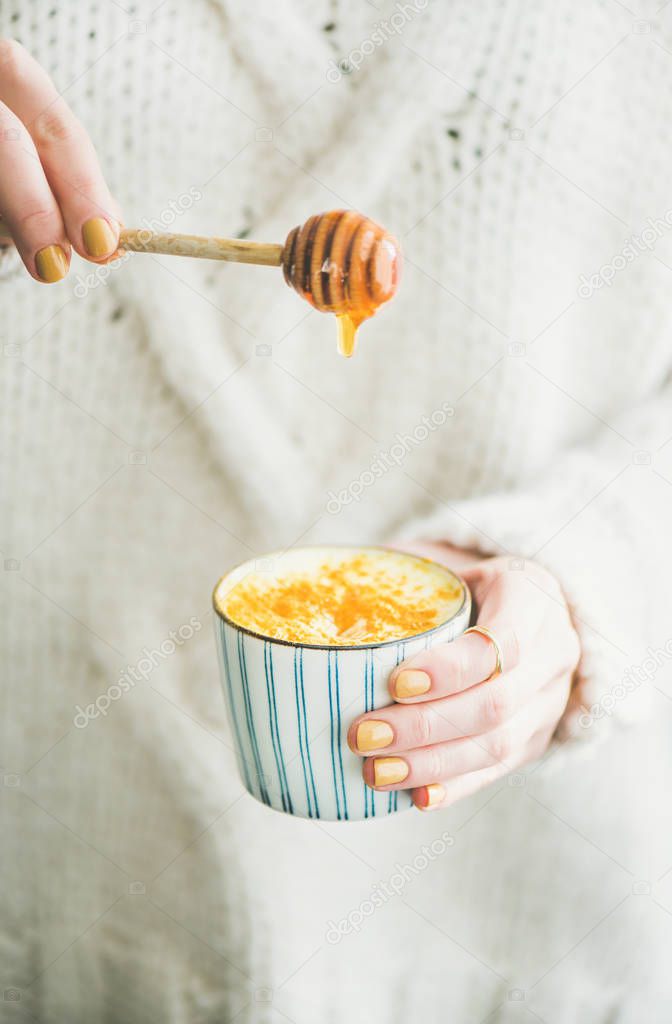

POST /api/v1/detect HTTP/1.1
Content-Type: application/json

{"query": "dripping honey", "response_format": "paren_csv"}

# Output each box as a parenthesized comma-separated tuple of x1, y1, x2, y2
(282, 210, 401, 357)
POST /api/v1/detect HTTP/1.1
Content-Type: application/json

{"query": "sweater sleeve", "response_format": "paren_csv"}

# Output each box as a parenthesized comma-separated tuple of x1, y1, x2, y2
(397, 379, 672, 749)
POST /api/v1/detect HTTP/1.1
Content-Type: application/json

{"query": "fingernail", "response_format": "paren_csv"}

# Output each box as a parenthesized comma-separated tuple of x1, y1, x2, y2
(356, 720, 393, 752)
(418, 783, 445, 811)
(82, 217, 117, 258)
(395, 669, 431, 699)
(373, 757, 408, 787)
(35, 244, 68, 283)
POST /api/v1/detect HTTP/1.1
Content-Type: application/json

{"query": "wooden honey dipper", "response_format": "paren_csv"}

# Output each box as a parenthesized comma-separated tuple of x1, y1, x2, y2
(0, 210, 402, 358)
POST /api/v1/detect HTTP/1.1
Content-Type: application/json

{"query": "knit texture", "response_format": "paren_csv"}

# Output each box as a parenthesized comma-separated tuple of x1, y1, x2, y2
(2, 1, 672, 1021)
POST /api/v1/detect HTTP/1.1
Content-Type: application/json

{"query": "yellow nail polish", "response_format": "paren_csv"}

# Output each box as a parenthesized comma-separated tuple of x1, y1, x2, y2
(35, 244, 68, 283)
(82, 217, 117, 258)
(419, 783, 445, 810)
(373, 757, 408, 787)
(356, 720, 393, 752)
(395, 669, 431, 699)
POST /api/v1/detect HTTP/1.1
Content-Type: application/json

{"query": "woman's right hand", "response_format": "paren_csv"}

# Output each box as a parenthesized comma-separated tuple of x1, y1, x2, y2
(0, 38, 121, 282)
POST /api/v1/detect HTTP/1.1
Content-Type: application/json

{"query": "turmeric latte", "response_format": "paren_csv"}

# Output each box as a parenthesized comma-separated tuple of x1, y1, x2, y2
(215, 547, 465, 646)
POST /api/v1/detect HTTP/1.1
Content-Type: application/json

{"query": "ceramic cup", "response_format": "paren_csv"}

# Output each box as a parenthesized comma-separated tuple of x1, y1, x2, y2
(212, 546, 471, 821)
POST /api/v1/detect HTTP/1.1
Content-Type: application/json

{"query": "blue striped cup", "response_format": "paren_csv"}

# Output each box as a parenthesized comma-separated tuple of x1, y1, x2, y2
(212, 546, 471, 821)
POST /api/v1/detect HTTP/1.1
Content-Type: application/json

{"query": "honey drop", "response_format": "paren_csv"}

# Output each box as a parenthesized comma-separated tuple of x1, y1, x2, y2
(336, 314, 360, 358)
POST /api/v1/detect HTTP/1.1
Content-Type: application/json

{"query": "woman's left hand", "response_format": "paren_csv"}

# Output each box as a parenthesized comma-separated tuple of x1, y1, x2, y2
(347, 543, 581, 810)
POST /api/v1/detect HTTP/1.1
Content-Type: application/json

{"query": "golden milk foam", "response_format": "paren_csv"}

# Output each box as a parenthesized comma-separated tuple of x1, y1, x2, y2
(214, 546, 465, 647)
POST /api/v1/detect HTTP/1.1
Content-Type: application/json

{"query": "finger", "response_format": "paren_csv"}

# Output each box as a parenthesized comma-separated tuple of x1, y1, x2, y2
(357, 669, 568, 756)
(385, 598, 522, 704)
(412, 766, 507, 811)
(0, 97, 69, 281)
(351, 667, 526, 754)
(389, 621, 519, 703)
(356, 676, 568, 784)
(0, 40, 120, 262)
(411, 716, 559, 811)
(388, 555, 569, 704)
(362, 730, 507, 791)
(389, 563, 529, 703)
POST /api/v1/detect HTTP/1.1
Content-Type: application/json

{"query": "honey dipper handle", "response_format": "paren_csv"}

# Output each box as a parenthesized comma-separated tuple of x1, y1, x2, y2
(119, 229, 284, 266)
(0, 220, 284, 266)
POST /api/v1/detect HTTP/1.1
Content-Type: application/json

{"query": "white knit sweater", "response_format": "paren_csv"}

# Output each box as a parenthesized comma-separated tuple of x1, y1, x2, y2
(3, 1, 672, 1021)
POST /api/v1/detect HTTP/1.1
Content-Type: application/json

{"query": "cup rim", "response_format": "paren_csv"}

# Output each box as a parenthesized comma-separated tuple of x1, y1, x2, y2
(212, 544, 471, 651)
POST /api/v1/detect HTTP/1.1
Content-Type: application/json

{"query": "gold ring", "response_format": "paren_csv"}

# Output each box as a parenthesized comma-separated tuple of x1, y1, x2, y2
(464, 625, 504, 681)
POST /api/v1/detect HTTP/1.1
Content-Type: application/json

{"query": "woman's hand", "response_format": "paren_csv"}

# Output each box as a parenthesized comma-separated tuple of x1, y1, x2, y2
(347, 543, 581, 810)
(0, 39, 121, 282)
